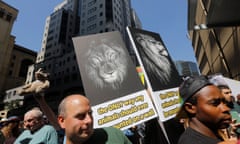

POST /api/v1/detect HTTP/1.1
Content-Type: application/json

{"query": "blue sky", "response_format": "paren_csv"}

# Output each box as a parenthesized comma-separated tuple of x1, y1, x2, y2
(4, 0, 196, 62)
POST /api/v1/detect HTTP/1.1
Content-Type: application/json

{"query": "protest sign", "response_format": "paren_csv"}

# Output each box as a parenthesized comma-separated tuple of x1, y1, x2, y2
(127, 27, 181, 121)
(72, 31, 157, 130)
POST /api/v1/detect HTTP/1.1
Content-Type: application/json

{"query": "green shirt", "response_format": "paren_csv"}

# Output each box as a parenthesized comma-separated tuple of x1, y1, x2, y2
(14, 125, 58, 144)
(86, 127, 132, 144)
(64, 127, 132, 144)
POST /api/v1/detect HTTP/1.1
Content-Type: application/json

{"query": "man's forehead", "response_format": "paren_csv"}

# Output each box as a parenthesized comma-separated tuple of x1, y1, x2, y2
(66, 97, 89, 107)
(198, 85, 223, 98)
(24, 114, 31, 120)
(24, 111, 35, 119)
(223, 89, 231, 92)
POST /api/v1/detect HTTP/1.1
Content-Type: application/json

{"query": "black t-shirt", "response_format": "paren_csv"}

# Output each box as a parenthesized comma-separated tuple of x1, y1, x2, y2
(178, 127, 222, 144)
(0, 131, 5, 144)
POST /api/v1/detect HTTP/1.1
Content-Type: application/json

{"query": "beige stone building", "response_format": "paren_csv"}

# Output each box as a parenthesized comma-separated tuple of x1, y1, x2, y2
(0, 1, 18, 94)
(5, 44, 37, 90)
(0, 1, 36, 96)
(187, 0, 240, 80)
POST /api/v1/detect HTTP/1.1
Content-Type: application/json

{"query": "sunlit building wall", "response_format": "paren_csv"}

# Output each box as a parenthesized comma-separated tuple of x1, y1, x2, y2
(187, 0, 240, 80)
(0, 1, 18, 93)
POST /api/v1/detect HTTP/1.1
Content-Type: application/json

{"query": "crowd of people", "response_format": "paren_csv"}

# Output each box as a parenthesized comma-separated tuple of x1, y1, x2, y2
(1, 75, 240, 144)
(2, 94, 132, 144)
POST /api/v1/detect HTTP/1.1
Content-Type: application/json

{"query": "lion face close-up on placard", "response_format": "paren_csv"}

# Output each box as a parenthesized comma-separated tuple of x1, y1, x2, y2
(85, 40, 128, 90)
(136, 33, 172, 84)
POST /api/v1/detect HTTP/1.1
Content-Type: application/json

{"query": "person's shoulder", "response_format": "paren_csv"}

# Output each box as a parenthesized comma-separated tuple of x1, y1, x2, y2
(17, 129, 29, 135)
(91, 127, 131, 144)
(102, 127, 121, 132)
(41, 125, 57, 132)
(42, 124, 55, 128)
(94, 127, 123, 135)
(178, 127, 222, 144)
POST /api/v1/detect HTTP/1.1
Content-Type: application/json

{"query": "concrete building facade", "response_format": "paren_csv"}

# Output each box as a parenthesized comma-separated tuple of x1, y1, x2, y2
(0, 1, 18, 94)
(33, 0, 133, 104)
(5, 44, 37, 90)
(0, 1, 36, 95)
(187, 0, 240, 80)
(19, 0, 136, 113)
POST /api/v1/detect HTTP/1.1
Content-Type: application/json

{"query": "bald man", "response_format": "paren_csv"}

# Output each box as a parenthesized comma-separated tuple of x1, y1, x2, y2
(58, 94, 132, 144)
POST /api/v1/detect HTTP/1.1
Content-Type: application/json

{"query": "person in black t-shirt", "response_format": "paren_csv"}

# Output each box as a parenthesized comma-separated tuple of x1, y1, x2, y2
(176, 75, 237, 144)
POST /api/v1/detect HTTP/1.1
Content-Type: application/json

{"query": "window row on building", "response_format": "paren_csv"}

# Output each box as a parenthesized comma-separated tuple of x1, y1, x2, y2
(0, 7, 13, 22)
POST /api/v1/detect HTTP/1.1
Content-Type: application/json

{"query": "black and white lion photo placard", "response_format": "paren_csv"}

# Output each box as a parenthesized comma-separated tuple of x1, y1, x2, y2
(73, 31, 144, 105)
(127, 27, 181, 91)
(84, 39, 128, 90)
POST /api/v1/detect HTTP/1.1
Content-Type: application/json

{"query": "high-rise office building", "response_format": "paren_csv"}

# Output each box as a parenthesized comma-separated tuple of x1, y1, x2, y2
(175, 60, 200, 77)
(27, 0, 135, 110)
(30, 0, 82, 111)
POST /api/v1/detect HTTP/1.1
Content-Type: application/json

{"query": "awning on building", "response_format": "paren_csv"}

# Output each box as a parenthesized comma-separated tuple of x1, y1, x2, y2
(188, 0, 240, 30)
(207, 0, 240, 27)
